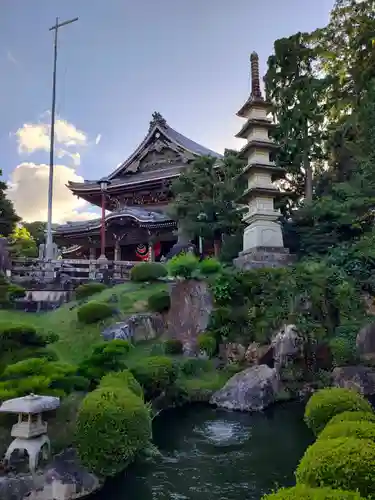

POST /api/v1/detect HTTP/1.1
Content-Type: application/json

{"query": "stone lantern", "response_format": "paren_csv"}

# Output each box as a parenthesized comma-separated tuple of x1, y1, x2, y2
(0, 393, 60, 472)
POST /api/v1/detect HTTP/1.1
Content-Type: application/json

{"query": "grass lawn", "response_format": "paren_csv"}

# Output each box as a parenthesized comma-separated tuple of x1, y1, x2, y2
(0, 282, 167, 364)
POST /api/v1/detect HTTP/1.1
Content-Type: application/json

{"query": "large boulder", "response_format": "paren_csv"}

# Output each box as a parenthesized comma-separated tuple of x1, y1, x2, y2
(245, 342, 273, 366)
(102, 313, 164, 342)
(272, 324, 305, 373)
(210, 364, 279, 412)
(357, 322, 375, 363)
(332, 365, 375, 396)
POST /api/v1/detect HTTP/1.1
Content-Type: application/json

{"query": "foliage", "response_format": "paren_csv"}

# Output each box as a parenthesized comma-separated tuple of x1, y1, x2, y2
(318, 420, 375, 443)
(99, 369, 143, 398)
(0, 169, 20, 237)
(75, 282, 107, 300)
(304, 387, 372, 435)
(131, 356, 178, 400)
(0, 274, 25, 308)
(329, 336, 357, 367)
(179, 357, 214, 377)
(8, 226, 38, 258)
(147, 290, 171, 313)
(76, 387, 152, 477)
(325, 410, 375, 428)
(197, 333, 217, 357)
(262, 485, 365, 499)
(77, 301, 114, 324)
(198, 257, 222, 275)
(295, 437, 375, 498)
(22, 221, 47, 247)
(164, 339, 183, 355)
(130, 262, 167, 282)
(7, 283, 25, 301)
(167, 253, 199, 279)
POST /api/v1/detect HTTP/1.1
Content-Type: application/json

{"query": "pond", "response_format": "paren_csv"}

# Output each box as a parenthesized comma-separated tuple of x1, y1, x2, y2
(92, 402, 313, 500)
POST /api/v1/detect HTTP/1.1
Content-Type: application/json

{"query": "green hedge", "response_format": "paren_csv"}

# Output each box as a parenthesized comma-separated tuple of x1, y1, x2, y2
(304, 388, 372, 435)
(130, 262, 167, 282)
(131, 356, 178, 399)
(77, 301, 114, 324)
(100, 369, 143, 398)
(164, 339, 183, 355)
(296, 437, 375, 498)
(167, 253, 199, 279)
(262, 485, 365, 499)
(325, 410, 375, 428)
(318, 420, 375, 442)
(147, 290, 171, 313)
(198, 257, 222, 275)
(76, 387, 151, 477)
(75, 282, 107, 300)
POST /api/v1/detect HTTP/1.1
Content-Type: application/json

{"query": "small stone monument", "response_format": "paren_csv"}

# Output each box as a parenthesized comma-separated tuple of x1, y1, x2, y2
(0, 393, 60, 472)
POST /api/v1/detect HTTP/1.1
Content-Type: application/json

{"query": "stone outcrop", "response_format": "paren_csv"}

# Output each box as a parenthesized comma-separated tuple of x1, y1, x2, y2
(244, 342, 273, 366)
(102, 313, 164, 342)
(357, 322, 375, 363)
(332, 365, 375, 396)
(271, 324, 305, 373)
(167, 280, 212, 353)
(210, 364, 278, 412)
(224, 343, 246, 364)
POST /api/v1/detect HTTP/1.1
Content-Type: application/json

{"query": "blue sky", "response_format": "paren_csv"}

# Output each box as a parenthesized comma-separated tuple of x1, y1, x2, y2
(0, 0, 334, 222)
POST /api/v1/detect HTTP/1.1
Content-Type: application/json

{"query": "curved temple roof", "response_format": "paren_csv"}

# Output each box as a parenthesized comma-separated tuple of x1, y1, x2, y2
(54, 206, 175, 235)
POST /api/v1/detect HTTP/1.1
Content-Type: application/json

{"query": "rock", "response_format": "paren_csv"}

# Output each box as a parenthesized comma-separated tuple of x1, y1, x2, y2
(272, 324, 305, 373)
(357, 322, 375, 363)
(332, 365, 375, 396)
(245, 342, 273, 366)
(225, 343, 246, 364)
(210, 364, 279, 412)
(102, 313, 164, 342)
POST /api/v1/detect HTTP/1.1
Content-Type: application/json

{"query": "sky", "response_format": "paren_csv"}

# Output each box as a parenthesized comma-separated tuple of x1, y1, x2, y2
(0, 0, 334, 224)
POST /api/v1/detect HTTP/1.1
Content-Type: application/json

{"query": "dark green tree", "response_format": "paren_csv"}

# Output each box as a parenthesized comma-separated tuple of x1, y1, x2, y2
(0, 169, 19, 237)
(22, 221, 46, 246)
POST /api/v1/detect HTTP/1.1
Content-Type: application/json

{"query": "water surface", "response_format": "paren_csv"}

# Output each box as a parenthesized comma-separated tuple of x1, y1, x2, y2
(93, 403, 312, 500)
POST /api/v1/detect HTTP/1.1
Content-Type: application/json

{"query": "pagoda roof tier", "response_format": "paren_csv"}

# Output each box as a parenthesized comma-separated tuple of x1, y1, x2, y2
(236, 97, 272, 119)
(239, 139, 279, 158)
(238, 186, 282, 203)
(53, 206, 176, 237)
(235, 118, 275, 139)
(241, 162, 285, 180)
(68, 112, 222, 200)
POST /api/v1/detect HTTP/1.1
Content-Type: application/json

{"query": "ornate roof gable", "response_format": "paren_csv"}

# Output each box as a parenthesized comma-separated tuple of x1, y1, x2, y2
(108, 112, 222, 180)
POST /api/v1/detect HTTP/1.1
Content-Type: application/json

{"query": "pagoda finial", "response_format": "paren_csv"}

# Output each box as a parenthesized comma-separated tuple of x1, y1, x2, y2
(250, 52, 263, 101)
(149, 112, 167, 132)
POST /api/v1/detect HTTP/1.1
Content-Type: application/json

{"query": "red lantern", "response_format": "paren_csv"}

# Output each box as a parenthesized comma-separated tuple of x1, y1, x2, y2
(136, 243, 148, 261)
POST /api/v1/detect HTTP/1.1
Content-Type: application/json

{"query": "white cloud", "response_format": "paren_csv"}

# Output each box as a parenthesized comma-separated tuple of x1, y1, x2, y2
(95, 133, 101, 145)
(7, 162, 98, 223)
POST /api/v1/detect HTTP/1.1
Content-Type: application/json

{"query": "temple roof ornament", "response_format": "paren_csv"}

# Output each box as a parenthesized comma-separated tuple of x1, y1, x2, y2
(148, 111, 168, 132)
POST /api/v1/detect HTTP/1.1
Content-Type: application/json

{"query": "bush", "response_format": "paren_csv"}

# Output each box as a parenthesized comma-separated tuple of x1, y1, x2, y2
(75, 282, 107, 300)
(7, 283, 26, 301)
(147, 290, 171, 313)
(262, 485, 365, 499)
(131, 356, 178, 399)
(329, 337, 357, 367)
(318, 420, 375, 442)
(304, 387, 372, 435)
(76, 387, 151, 477)
(167, 253, 199, 279)
(100, 369, 143, 398)
(179, 357, 213, 377)
(164, 339, 183, 355)
(197, 333, 217, 357)
(295, 437, 375, 498)
(325, 410, 375, 428)
(130, 262, 167, 282)
(77, 301, 114, 324)
(199, 257, 222, 275)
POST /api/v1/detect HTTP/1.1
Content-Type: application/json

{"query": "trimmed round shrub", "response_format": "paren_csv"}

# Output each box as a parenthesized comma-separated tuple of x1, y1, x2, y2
(180, 357, 213, 376)
(130, 262, 167, 282)
(318, 420, 375, 442)
(76, 387, 151, 477)
(199, 257, 222, 275)
(100, 369, 143, 398)
(147, 290, 171, 313)
(167, 253, 199, 279)
(164, 339, 183, 355)
(75, 282, 106, 300)
(262, 485, 365, 499)
(295, 437, 375, 498)
(326, 410, 375, 428)
(197, 333, 217, 357)
(304, 387, 372, 435)
(77, 301, 114, 324)
(131, 356, 178, 399)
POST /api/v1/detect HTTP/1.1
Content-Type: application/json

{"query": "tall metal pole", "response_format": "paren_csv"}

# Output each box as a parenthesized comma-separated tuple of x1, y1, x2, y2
(45, 16, 78, 261)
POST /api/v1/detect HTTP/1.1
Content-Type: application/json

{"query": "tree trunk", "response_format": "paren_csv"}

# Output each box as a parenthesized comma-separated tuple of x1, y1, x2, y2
(304, 151, 313, 202)
(213, 239, 221, 258)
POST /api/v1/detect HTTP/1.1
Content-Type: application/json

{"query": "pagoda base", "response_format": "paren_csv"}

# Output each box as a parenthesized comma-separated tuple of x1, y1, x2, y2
(242, 218, 284, 250)
(233, 246, 295, 270)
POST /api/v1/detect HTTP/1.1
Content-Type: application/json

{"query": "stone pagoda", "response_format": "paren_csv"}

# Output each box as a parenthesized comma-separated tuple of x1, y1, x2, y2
(233, 52, 293, 270)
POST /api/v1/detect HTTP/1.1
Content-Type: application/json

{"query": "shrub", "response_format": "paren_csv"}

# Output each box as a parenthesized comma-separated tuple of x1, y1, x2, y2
(262, 485, 365, 499)
(77, 301, 114, 324)
(131, 356, 178, 399)
(76, 387, 152, 477)
(199, 257, 222, 275)
(179, 357, 213, 377)
(318, 420, 375, 442)
(167, 253, 199, 279)
(329, 337, 357, 367)
(75, 282, 107, 300)
(147, 290, 171, 313)
(295, 437, 375, 498)
(7, 283, 26, 301)
(100, 369, 143, 398)
(164, 339, 183, 355)
(130, 262, 167, 282)
(304, 387, 372, 435)
(197, 333, 217, 357)
(325, 410, 375, 428)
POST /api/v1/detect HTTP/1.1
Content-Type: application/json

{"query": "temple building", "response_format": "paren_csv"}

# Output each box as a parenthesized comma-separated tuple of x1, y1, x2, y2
(53, 112, 222, 261)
